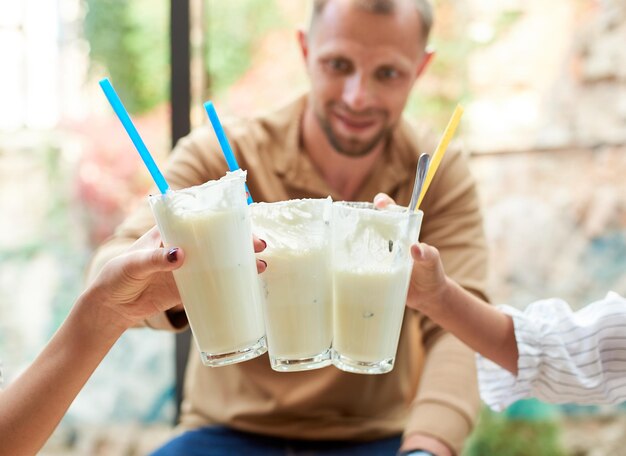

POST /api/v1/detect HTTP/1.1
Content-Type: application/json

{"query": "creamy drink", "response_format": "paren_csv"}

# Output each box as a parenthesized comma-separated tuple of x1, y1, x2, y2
(331, 202, 422, 374)
(332, 266, 411, 364)
(149, 170, 266, 367)
(251, 198, 333, 371)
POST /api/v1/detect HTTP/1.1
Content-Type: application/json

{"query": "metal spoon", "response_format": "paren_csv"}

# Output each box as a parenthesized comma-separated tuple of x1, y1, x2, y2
(408, 153, 430, 213)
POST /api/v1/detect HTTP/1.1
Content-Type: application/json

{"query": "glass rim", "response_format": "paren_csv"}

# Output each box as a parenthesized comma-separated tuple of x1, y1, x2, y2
(333, 201, 423, 219)
(148, 170, 246, 200)
(250, 197, 331, 209)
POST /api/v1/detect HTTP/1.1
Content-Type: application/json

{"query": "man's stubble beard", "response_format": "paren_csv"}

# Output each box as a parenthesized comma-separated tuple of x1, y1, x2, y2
(316, 110, 392, 158)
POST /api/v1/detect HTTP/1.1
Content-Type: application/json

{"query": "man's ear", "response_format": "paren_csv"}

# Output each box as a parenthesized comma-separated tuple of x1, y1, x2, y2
(415, 47, 435, 78)
(297, 29, 309, 61)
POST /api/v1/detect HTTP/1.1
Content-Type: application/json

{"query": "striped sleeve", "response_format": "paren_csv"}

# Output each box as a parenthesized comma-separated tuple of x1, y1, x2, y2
(477, 292, 626, 411)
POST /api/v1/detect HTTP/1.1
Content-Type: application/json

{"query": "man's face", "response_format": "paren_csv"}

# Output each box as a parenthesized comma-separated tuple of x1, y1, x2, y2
(301, 0, 428, 157)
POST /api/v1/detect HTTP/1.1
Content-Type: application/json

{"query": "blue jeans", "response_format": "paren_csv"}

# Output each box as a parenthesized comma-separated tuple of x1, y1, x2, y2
(150, 426, 402, 455)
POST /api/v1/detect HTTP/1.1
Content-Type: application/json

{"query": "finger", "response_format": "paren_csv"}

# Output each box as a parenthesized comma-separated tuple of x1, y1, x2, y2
(373, 193, 395, 209)
(123, 247, 185, 280)
(253, 236, 267, 253)
(257, 259, 267, 274)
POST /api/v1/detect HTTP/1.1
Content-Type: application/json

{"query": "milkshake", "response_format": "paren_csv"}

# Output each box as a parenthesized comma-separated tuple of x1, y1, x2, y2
(251, 198, 333, 371)
(331, 202, 422, 374)
(333, 266, 410, 366)
(149, 170, 266, 367)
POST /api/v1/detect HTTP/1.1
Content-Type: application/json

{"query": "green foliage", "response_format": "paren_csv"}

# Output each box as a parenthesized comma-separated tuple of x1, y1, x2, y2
(84, 0, 169, 113)
(493, 10, 524, 40)
(205, 0, 284, 95)
(0, 141, 90, 334)
(405, 35, 472, 130)
(464, 407, 566, 456)
(406, 7, 524, 131)
(84, 0, 283, 109)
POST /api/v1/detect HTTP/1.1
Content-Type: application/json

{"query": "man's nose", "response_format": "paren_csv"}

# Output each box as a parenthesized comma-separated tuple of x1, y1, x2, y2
(341, 73, 372, 111)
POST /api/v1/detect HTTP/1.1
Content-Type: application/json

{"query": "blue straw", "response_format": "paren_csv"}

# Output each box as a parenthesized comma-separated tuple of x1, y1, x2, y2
(99, 78, 170, 194)
(204, 101, 253, 204)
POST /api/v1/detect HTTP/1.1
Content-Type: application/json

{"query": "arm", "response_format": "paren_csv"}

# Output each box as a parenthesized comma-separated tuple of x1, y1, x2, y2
(409, 243, 626, 411)
(401, 333, 477, 456)
(479, 292, 626, 410)
(407, 242, 518, 374)
(0, 227, 268, 455)
(378, 148, 490, 455)
(0, 228, 185, 456)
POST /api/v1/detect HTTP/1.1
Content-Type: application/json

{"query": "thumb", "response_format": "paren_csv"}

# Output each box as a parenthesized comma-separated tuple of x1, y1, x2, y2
(122, 247, 185, 280)
(411, 243, 425, 262)
(411, 243, 439, 266)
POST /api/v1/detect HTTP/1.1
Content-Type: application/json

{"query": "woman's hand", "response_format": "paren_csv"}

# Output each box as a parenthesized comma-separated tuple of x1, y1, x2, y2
(373, 193, 450, 317)
(85, 226, 186, 330)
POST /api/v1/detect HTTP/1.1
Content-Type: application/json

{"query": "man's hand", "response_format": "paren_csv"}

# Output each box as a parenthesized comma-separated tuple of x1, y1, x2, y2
(400, 433, 454, 456)
(372, 192, 397, 210)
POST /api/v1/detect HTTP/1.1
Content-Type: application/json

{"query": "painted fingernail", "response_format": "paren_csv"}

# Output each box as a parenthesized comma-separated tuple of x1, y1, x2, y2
(167, 248, 179, 263)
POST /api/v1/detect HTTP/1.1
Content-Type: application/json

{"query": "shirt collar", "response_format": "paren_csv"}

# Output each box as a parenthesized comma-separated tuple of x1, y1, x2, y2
(270, 94, 416, 201)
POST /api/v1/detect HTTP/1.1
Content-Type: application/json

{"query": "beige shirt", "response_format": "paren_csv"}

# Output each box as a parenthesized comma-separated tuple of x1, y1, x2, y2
(89, 95, 489, 454)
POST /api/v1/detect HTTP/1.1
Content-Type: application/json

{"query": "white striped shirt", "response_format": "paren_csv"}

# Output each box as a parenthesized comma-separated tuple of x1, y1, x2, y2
(477, 291, 626, 411)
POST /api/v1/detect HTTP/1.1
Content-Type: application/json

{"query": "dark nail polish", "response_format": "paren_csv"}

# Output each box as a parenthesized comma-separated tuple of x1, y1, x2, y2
(167, 248, 179, 263)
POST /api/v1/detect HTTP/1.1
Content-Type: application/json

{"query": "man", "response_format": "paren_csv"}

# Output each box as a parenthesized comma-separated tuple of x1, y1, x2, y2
(89, 0, 489, 454)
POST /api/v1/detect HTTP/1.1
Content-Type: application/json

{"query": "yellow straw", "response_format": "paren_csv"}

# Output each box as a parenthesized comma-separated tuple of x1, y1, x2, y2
(416, 104, 464, 210)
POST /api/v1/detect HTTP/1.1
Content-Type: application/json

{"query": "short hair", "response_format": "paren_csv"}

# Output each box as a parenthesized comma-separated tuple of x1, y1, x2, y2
(308, 0, 434, 42)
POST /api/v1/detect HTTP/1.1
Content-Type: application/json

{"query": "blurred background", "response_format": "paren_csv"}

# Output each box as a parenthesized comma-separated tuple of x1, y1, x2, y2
(0, 0, 625, 454)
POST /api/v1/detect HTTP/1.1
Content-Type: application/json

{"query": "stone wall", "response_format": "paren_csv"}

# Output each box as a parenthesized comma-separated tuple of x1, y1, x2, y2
(464, 0, 626, 152)
(470, 145, 626, 309)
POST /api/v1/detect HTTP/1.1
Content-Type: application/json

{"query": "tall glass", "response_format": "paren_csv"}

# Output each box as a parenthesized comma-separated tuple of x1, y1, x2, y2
(149, 170, 266, 367)
(251, 198, 333, 372)
(331, 202, 423, 374)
